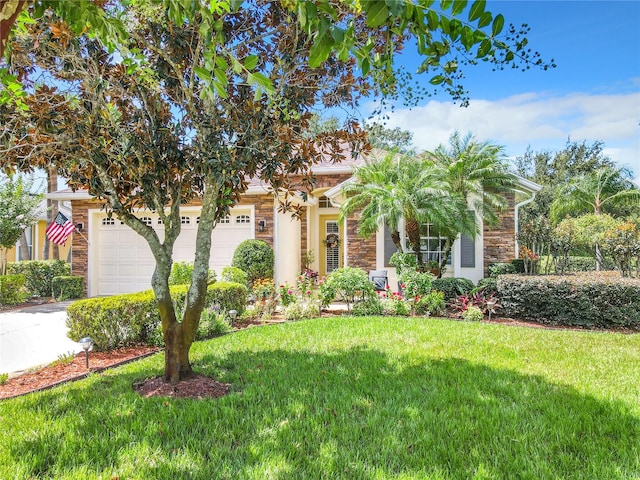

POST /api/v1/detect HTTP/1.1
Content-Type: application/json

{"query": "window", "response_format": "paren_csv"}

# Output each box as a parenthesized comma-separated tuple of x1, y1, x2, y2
(219, 215, 230, 224)
(235, 215, 250, 224)
(181, 216, 191, 225)
(325, 221, 340, 273)
(102, 217, 115, 226)
(418, 224, 451, 266)
(318, 195, 332, 208)
(140, 217, 153, 226)
(157, 218, 163, 225)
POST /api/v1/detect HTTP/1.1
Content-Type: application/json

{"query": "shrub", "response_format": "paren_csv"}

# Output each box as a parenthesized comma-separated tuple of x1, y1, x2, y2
(232, 240, 274, 285)
(462, 305, 484, 322)
(282, 301, 319, 321)
(350, 296, 384, 316)
(0, 274, 28, 305)
(431, 277, 474, 301)
(319, 267, 375, 312)
(7, 259, 69, 297)
(168, 261, 216, 286)
(67, 291, 157, 351)
(0, 373, 8, 385)
(51, 276, 84, 300)
(67, 282, 247, 350)
(196, 307, 232, 339)
(398, 267, 433, 299)
(511, 259, 525, 273)
(169, 261, 193, 285)
(488, 262, 516, 277)
(498, 273, 640, 329)
(207, 281, 248, 314)
(476, 277, 498, 294)
(221, 266, 249, 286)
(415, 290, 445, 316)
(389, 251, 418, 273)
(380, 291, 410, 316)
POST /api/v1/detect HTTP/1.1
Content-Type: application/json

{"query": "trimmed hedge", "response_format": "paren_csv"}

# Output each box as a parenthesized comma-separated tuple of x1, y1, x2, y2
(497, 273, 640, 330)
(7, 260, 70, 297)
(66, 282, 247, 351)
(431, 277, 475, 301)
(52, 276, 85, 301)
(0, 274, 28, 305)
(488, 262, 516, 277)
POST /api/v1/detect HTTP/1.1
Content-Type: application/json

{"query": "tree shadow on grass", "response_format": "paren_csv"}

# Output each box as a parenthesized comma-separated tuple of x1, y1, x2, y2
(5, 347, 639, 479)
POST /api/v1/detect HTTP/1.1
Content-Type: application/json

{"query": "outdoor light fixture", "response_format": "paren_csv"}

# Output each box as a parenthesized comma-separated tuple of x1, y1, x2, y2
(79, 337, 93, 369)
(228, 310, 238, 326)
(486, 299, 497, 322)
(258, 220, 265, 232)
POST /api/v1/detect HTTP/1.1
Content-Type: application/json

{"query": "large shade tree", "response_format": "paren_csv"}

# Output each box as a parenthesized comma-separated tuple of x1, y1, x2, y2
(1, 1, 553, 382)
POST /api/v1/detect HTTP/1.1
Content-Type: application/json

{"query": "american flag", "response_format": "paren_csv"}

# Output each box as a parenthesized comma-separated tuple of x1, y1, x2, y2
(46, 212, 76, 245)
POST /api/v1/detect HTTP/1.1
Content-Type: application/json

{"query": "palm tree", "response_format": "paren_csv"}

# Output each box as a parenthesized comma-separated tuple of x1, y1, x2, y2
(338, 152, 451, 269)
(550, 166, 640, 221)
(426, 132, 516, 272)
(550, 166, 640, 270)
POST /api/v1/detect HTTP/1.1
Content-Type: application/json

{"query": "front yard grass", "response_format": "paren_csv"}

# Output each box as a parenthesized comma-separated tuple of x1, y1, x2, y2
(1, 316, 638, 479)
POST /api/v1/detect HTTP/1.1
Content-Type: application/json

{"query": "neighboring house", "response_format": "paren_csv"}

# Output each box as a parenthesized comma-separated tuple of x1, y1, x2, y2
(49, 153, 541, 297)
(5, 200, 72, 264)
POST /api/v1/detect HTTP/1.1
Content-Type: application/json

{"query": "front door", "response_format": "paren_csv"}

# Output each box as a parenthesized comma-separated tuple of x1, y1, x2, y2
(319, 215, 342, 277)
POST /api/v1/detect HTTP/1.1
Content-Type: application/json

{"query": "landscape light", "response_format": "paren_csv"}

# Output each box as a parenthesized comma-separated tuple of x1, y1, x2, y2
(79, 337, 93, 369)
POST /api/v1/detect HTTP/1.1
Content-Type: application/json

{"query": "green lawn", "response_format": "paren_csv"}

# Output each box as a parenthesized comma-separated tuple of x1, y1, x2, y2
(1, 317, 639, 479)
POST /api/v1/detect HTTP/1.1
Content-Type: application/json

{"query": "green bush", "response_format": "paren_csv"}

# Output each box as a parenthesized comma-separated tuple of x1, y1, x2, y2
(232, 240, 274, 285)
(350, 296, 384, 316)
(462, 305, 484, 322)
(488, 262, 516, 277)
(415, 290, 446, 316)
(67, 282, 247, 350)
(169, 261, 216, 286)
(7, 260, 70, 297)
(196, 307, 232, 339)
(398, 267, 433, 299)
(207, 281, 248, 314)
(221, 266, 249, 286)
(67, 291, 157, 351)
(0, 274, 28, 305)
(51, 276, 84, 300)
(476, 277, 498, 294)
(431, 277, 475, 301)
(498, 273, 640, 330)
(319, 267, 375, 311)
(511, 259, 525, 274)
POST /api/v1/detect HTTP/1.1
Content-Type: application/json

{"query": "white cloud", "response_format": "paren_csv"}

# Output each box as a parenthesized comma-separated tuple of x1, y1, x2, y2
(376, 91, 640, 176)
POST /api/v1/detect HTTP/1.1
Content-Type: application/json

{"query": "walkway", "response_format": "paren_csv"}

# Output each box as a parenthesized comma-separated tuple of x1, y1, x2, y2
(0, 301, 81, 375)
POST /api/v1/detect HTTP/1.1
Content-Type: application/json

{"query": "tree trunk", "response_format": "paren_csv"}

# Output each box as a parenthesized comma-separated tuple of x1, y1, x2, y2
(405, 219, 423, 269)
(19, 232, 30, 260)
(390, 230, 402, 251)
(439, 237, 455, 278)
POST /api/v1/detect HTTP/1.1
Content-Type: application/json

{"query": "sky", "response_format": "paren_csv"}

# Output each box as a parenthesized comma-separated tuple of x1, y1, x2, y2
(364, 0, 640, 181)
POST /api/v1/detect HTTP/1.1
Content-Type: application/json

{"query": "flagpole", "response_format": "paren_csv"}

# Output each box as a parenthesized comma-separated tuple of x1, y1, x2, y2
(73, 229, 90, 245)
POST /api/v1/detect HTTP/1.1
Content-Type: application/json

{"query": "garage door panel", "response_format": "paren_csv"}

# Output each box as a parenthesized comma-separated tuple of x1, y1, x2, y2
(94, 210, 252, 296)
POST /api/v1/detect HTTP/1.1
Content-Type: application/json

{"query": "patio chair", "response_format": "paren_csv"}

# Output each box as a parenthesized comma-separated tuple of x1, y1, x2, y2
(369, 270, 389, 292)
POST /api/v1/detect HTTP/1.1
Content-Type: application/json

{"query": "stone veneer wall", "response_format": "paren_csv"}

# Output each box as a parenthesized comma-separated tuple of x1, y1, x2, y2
(482, 192, 516, 274)
(346, 214, 376, 271)
(252, 194, 275, 246)
(70, 199, 94, 294)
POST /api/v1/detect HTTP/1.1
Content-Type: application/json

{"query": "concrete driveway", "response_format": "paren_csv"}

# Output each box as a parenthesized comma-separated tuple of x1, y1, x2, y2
(0, 301, 82, 375)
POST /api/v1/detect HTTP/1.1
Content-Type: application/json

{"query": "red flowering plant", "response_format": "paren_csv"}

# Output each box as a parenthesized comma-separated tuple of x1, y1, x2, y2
(278, 283, 297, 307)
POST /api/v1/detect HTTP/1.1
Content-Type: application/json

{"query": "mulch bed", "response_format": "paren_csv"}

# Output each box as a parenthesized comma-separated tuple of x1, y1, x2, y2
(133, 374, 231, 399)
(0, 346, 159, 399)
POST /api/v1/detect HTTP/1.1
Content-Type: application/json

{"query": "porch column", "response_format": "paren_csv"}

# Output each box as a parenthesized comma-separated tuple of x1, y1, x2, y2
(275, 210, 301, 286)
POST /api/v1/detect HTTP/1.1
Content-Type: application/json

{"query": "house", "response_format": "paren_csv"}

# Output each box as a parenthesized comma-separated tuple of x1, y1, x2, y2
(5, 200, 72, 264)
(50, 152, 541, 297)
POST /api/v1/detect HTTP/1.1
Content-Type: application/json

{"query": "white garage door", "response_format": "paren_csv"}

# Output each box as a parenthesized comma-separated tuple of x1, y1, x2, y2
(94, 209, 253, 296)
